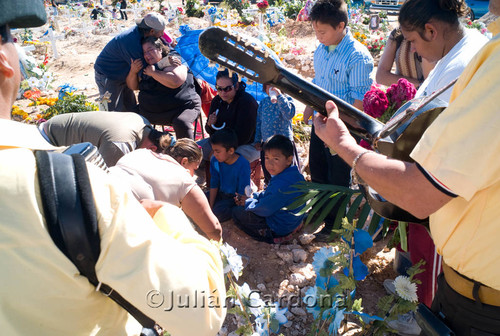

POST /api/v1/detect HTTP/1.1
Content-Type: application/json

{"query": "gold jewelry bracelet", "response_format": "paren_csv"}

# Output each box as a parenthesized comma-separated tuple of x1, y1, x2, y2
(351, 151, 371, 185)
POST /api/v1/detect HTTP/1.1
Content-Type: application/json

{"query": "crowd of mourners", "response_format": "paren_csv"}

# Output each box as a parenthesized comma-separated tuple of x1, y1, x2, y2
(1, 0, 500, 335)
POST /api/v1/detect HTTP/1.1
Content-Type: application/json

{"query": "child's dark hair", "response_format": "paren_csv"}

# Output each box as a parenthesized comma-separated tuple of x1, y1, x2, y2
(146, 127, 172, 150)
(309, 0, 348, 29)
(399, 0, 468, 36)
(210, 128, 238, 151)
(263, 134, 293, 158)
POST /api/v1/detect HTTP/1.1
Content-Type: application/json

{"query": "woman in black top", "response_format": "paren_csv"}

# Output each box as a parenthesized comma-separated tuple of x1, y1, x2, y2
(200, 70, 259, 162)
(126, 37, 201, 139)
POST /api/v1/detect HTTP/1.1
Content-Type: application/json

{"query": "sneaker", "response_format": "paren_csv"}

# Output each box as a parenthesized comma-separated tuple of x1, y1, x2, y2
(387, 311, 421, 336)
(383, 279, 396, 296)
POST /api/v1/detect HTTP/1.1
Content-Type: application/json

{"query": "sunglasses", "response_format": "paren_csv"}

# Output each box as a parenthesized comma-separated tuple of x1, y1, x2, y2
(216, 85, 234, 93)
(0, 25, 13, 44)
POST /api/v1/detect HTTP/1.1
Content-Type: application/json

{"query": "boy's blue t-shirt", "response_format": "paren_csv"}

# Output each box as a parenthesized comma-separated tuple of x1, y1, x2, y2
(210, 155, 251, 195)
(94, 26, 144, 81)
(245, 165, 305, 236)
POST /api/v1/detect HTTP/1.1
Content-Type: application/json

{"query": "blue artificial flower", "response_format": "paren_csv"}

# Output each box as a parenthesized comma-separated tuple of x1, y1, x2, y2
(315, 275, 339, 290)
(254, 315, 269, 336)
(208, 6, 217, 15)
(353, 229, 373, 255)
(341, 229, 373, 281)
(350, 311, 384, 323)
(303, 286, 321, 319)
(58, 83, 77, 100)
(327, 308, 345, 336)
(269, 302, 288, 333)
(312, 247, 337, 274)
(342, 255, 369, 281)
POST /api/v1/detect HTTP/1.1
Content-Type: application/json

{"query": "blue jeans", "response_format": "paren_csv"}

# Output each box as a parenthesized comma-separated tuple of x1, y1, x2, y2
(232, 206, 274, 243)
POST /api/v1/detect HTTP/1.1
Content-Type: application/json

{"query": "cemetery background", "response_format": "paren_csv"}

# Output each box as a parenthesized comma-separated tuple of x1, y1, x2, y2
(12, 1, 496, 335)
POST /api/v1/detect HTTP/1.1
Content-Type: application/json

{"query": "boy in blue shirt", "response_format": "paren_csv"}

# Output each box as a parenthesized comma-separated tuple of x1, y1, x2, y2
(303, 0, 373, 241)
(232, 135, 305, 244)
(209, 129, 251, 222)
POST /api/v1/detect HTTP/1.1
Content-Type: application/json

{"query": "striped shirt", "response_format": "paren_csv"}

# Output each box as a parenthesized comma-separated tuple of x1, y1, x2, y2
(312, 29, 374, 104)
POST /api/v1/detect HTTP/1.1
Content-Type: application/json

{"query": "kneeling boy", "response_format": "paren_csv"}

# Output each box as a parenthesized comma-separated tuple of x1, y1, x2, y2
(232, 135, 305, 243)
(209, 129, 251, 222)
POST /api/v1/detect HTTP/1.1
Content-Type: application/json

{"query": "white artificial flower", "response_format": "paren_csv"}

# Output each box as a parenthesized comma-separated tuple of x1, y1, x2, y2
(27, 77, 39, 88)
(237, 283, 265, 317)
(220, 243, 243, 280)
(393, 276, 418, 302)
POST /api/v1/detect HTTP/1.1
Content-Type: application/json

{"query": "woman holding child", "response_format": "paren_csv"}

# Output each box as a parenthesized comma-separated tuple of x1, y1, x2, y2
(126, 36, 201, 139)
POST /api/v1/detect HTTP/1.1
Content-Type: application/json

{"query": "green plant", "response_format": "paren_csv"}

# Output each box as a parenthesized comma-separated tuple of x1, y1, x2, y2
(43, 94, 98, 120)
(286, 181, 391, 238)
(185, 0, 205, 18)
(283, 0, 304, 19)
(223, 0, 250, 18)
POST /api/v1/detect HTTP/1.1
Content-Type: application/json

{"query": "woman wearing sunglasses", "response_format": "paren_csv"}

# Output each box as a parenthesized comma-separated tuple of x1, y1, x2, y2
(126, 36, 201, 139)
(198, 69, 259, 163)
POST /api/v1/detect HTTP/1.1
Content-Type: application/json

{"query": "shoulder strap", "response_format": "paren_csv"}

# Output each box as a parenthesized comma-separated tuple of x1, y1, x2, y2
(35, 150, 160, 334)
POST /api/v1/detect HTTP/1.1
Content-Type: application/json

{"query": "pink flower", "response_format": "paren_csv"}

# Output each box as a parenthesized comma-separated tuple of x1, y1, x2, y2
(363, 87, 389, 118)
(386, 78, 416, 110)
(359, 139, 373, 150)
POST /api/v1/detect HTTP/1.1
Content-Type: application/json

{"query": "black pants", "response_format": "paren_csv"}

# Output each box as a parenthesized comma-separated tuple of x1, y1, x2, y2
(139, 102, 201, 140)
(120, 9, 127, 20)
(428, 274, 500, 336)
(309, 125, 352, 231)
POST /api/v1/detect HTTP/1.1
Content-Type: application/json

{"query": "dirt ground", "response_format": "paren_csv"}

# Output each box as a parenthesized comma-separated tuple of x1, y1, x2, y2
(19, 11, 398, 335)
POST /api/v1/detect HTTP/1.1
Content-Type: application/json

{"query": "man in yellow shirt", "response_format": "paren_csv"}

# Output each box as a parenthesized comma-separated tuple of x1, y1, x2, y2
(0, 1, 226, 335)
(313, 0, 500, 334)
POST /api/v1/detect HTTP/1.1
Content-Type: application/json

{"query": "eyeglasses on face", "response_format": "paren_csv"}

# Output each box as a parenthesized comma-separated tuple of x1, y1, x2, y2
(216, 85, 234, 93)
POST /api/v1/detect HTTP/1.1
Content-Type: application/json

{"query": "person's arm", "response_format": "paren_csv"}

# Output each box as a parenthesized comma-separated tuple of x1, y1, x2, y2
(348, 54, 373, 112)
(143, 63, 188, 89)
(126, 58, 142, 90)
(376, 37, 422, 88)
(303, 106, 314, 123)
(234, 94, 258, 145)
(313, 101, 453, 219)
(276, 93, 296, 120)
(205, 99, 219, 135)
(181, 186, 222, 241)
(209, 188, 218, 208)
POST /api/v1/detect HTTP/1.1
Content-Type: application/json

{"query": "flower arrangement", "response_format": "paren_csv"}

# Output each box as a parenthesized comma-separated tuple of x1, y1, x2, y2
(257, 0, 269, 13)
(363, 78, 417, 123)
(186, 0, 204, 18)
(218, 242, 289, 335)
(464, 19, 490, 37)
(303, 219, 386, 335)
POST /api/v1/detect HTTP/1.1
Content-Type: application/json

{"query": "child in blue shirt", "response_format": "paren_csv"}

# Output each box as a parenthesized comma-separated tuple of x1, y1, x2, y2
(209, 129, 251, 222)
(233, 135, 305, 243)
(253, 84, 301, 184)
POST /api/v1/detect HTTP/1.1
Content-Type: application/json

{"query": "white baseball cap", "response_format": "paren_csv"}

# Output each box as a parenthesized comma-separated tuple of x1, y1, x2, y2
(136, 12, 166, 31)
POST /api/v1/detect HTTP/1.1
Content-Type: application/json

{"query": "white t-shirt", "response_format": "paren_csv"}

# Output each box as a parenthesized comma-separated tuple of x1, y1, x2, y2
(416, 28, 489, 102)
(109, 149, 196, 206)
